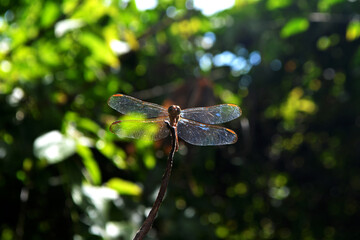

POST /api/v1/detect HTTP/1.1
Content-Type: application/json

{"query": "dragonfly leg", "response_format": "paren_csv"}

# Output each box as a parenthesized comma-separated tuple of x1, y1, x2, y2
(175, 130, 179, 152)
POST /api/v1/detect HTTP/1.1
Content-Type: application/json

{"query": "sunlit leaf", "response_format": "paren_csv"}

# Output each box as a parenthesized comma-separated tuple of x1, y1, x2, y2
(317, 36, 331, 50)
(23, 158, 33, 172)
(144, 150, 156, 169)
(104, 221, 136, 239)
(77, 185, 118, 210)
(76, 144, 102, 185)
(79, 32, 119, 67)
(106, 178, 142, 196)
(95, 140, 128, 169)
(170, 18, 203, 38)
(318, 0, 344, 11)
(280, 18, 309, 38)
(62, 0, 80, 14)
(54, 19, 85, 37)
(215, 85, 241, 106)
(236, 0, 262, 6)
(78, 117, 101, 134)
(11, 46, 47, 80)
(267, 0, 292, 10)
(280, 87, 317, 121)
(124, 30, 140, 51)
(215, 225, 229, 238)
(346, 20, 360, 41)
(269, 186, 290, 200)
(33, 130, 76, 164)
(41, 2, 60, 27)
(298, 99, 317, 113)
(38, 41, 61, 66)
(71, 0, 107, 23)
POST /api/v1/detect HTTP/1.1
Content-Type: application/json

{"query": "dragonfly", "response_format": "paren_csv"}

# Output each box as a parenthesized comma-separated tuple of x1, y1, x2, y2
(108, 94, 241, 150)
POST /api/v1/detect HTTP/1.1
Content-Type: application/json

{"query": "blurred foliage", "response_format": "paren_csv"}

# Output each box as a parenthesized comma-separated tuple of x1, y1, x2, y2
(1, 0, 360, 239)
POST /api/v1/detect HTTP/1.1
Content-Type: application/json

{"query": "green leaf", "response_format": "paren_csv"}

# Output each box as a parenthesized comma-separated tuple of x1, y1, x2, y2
(38, 41, 61, 66)
(78, 117, 101, 134)
(41, 2, 60, 27)
(71, 0, 107, 23)
(96, 140, 128, 169)
(281, 18, 309, 38)
(106, 178, 142, 196)
(318, 0, 344, 11)
(144, 150, 156, 169)
(78, 32, 119, 67)
(346, 20, 360, 41)
(76, 144, 102, 185)
(267, 0, 292, 10)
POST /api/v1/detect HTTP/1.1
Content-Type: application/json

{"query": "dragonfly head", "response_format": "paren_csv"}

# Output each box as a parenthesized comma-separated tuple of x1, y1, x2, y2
(168, 105, 181, 117)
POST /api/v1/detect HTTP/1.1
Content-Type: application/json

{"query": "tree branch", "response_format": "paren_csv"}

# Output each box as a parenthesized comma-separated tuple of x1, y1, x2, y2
(132, 121, 176, 240)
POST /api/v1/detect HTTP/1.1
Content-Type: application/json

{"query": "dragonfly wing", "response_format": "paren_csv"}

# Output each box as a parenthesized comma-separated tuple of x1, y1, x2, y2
(180, 104, 241, 124)
(110, 118, 170, 141)
(177, 118, 238, 146)
(108, 94, 168, 118)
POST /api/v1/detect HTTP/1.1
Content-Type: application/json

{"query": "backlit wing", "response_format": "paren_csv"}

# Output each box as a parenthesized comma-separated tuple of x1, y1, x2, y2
(177, 118, 237, 146)
(108, 94, 168, 118)
(180, 104, 241, 124)
(110, 118, 170, 141)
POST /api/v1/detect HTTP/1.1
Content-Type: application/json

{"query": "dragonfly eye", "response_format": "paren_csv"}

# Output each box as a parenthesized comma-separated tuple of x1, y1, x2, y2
(168, 105, 181, 116)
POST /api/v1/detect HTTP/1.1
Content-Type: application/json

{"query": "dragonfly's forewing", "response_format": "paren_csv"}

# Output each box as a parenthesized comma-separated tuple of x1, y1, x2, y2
(110, 118, 170, 141)
(108, 94, 168, 118)
(180, 104, 241, 124)
(177, 118, 237, 146)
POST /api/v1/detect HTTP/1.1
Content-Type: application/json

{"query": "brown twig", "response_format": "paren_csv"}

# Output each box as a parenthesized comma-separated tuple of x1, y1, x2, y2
(132, 121, 176, 240)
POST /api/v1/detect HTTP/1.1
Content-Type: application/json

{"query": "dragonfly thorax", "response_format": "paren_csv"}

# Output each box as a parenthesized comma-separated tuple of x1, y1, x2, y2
(168, 105, 181, 128)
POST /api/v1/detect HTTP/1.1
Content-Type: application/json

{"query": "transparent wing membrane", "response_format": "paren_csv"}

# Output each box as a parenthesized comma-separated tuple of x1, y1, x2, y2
(108, 94, 168, 118)
(110, 118, 170, 141)
(177, 118, 238, 146)
(181, 104, 241, 124)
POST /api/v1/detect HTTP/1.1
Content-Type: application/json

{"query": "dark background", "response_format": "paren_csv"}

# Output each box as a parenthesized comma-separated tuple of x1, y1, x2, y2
(1, 0, 360, 239)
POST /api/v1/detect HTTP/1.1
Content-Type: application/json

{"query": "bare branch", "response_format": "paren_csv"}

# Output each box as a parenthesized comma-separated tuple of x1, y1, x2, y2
(132, 121, 176, 240)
